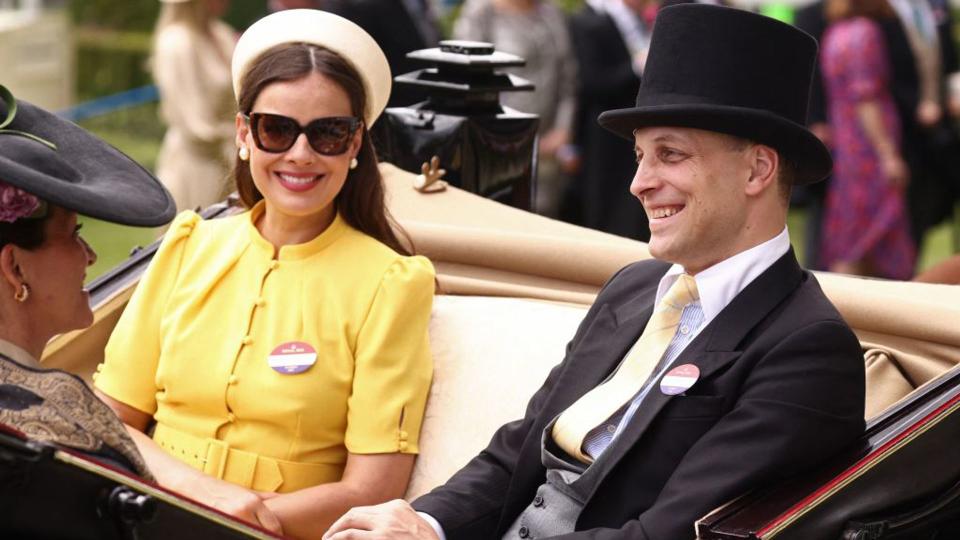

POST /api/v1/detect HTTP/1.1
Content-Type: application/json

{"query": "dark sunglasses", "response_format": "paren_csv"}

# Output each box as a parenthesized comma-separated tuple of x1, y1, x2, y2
(244, 112, 361, 155)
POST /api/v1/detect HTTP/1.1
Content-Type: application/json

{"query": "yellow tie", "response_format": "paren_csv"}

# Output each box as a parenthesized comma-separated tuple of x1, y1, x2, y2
(552, 274, 700, 463)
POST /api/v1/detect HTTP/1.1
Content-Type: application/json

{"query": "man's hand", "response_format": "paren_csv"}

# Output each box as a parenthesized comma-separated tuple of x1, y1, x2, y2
(323, 500, 440, 540)
(539, 128, 571, 158)
(917, 99, 943, 127)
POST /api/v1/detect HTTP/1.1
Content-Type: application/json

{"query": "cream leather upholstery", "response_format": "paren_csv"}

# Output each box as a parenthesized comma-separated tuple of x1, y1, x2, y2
(406, 296, 587, 500)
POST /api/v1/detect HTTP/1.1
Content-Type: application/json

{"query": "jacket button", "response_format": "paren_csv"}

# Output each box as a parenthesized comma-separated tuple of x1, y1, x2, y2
(518, 526, 530, 538)
(532, 495, 544, 508)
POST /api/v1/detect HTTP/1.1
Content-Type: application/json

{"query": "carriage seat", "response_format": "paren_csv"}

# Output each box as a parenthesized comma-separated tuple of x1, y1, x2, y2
(404, 280, 960, 501)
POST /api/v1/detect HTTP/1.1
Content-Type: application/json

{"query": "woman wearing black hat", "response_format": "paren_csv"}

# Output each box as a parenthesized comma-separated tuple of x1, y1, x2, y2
(0, 84, 175, 480)
(93, 9, 436, 537)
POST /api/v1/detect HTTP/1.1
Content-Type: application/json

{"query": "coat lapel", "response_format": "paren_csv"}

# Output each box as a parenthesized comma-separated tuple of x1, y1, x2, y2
(544, 283, 660, 415)
(499, 276, 662, 530)
(581, 250, 804, 494)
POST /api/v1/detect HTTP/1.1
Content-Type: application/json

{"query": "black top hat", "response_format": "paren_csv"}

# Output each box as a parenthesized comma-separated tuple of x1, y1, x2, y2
(598, 4, 831, 184)
(0, 86, 175, 226)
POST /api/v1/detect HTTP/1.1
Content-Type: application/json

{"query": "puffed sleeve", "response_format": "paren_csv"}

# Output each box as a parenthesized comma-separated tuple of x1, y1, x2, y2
(345, 255, 436, 454)
(93, 211, 201, 415)
(841, 19, 889, 102)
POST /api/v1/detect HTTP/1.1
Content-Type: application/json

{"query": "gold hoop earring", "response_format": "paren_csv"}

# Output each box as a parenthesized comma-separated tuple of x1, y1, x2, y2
(349, 157, 358, 170)
(14, 283, 29, 303)
(239, 146, 250, 161)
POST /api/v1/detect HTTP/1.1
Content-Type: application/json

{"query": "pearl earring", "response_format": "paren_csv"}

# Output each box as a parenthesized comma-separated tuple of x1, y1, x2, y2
(14, 283, 29, 303)
(349, 157, 358, 170)
(239, 146, 250, 161)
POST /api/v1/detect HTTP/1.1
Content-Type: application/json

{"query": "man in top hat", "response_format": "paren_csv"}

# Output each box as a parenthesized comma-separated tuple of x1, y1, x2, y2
(323, 5, 865, 539)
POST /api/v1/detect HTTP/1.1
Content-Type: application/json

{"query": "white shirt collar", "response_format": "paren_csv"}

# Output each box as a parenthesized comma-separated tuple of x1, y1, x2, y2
(654, 227, 791, 326)
(0, 338, 41, 369)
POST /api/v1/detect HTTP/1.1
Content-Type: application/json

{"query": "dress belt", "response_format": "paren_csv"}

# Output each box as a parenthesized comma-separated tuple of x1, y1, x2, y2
(153, 423, 342, 493)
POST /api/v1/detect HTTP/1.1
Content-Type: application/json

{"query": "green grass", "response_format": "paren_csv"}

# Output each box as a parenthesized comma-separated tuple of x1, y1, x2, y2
(80, 217, 158, 284)
(787, 209, 809, 265)
(77, 103, 164, 172)
(918, 220, 957, 272)
(77, 104, 164, 283)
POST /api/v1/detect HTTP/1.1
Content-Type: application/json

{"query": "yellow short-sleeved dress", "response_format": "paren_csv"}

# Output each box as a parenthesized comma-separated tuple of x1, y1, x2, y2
(94, 202, 435, 493)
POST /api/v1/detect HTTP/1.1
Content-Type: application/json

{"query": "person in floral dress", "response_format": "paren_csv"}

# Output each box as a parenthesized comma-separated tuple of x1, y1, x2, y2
(820, 0, 916, 279)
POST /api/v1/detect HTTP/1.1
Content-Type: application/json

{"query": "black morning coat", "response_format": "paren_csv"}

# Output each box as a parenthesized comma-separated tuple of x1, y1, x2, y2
(413, 250, 866, 539)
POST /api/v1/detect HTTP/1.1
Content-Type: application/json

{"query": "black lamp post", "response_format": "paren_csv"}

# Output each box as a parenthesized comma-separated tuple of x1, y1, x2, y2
(372, 40, 539, 211)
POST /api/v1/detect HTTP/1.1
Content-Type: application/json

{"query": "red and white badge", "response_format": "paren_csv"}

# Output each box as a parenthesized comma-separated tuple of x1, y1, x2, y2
(268, 342, 317, 375)
(660, 364, 700, 395)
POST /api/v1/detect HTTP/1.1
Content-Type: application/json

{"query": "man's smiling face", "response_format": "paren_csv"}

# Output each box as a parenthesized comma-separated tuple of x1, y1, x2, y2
(630, 126, 756, 274)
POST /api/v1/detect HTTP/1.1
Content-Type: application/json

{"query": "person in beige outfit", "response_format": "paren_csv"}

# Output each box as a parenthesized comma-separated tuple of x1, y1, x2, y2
(153, 0, 236, 212)
(454, 0, 578, 218)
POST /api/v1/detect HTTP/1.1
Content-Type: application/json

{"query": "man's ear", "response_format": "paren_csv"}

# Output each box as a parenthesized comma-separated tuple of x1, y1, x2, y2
(0, 244, 24, 294)
(744, 145, 779, 197)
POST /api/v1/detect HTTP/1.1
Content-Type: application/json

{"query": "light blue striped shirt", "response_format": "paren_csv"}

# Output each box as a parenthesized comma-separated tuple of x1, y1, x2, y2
(582, 302, 705, 457)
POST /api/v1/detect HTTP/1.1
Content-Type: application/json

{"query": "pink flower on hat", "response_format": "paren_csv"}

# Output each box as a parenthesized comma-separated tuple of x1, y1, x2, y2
(0, 181, 41, 223)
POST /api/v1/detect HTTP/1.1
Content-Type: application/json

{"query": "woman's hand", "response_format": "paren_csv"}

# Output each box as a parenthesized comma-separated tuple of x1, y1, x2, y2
(880, 153, 909, 189)
(260, 453, 416, 539)
(854, 100, 907, 190)
(94, 390, 283, 534)
(181, 473, 284, 535)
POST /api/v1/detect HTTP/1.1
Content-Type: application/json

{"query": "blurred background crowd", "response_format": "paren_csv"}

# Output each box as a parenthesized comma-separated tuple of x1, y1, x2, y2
(2, 0, 958, 282)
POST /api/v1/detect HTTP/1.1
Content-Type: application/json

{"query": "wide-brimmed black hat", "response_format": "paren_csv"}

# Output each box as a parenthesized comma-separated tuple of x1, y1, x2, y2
(0, 86, 175, 226)
(598, 4, 831, 184)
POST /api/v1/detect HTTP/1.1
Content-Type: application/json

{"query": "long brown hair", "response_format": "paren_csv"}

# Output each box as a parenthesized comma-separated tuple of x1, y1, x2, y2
(235, 43, 411, 256)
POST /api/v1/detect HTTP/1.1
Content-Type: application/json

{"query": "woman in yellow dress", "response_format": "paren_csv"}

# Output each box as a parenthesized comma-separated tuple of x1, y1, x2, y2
(94, 10, 435, 538)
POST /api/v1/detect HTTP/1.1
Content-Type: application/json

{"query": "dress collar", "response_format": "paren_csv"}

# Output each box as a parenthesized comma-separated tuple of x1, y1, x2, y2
(655, 227, 791, 326)
(0, 338, 41, 369)
(245, 200, 349, 261)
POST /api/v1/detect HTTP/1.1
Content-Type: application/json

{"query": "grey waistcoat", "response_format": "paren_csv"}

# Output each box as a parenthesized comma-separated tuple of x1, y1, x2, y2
(503, 419, 611, 539)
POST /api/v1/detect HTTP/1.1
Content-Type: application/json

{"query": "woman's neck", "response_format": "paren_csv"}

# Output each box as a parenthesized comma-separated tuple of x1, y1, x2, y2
(0, 315, 45, 362)
(256, 203, 336, 253)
